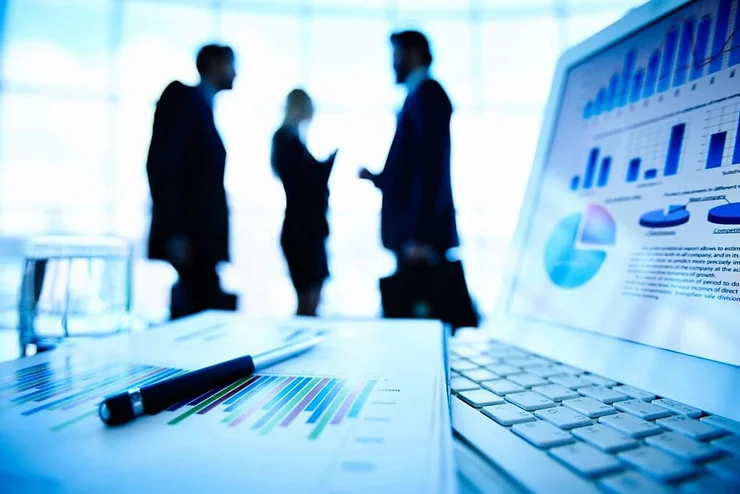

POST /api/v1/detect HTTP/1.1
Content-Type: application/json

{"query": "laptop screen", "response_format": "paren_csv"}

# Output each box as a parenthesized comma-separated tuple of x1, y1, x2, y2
(508, 0, 740, 367)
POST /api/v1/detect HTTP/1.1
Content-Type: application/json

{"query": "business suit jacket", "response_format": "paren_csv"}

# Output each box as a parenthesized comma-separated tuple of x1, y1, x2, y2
(146, 81, 229, 265)
(375, 78, 459, 254)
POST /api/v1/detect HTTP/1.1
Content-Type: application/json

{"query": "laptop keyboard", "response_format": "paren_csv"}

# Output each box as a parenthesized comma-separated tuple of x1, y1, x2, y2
(450, 339, 740, 493)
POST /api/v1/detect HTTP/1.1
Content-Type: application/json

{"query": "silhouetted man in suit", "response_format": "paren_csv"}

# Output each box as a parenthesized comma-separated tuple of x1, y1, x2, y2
(147, 44, 237, 319)
(360, 30, 458, 269)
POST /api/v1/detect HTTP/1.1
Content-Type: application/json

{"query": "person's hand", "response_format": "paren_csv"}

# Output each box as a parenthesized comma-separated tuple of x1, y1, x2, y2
(166, 235, 191, 266)
(359, 167, 375, 181)
(402, 242, 439, 264)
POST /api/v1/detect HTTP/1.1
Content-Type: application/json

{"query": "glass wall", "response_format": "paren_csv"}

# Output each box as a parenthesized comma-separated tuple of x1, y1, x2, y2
(0, 0, 645, 318)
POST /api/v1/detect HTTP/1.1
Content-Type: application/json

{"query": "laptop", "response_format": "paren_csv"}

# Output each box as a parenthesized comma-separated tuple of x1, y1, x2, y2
(450, 0, 740, 492)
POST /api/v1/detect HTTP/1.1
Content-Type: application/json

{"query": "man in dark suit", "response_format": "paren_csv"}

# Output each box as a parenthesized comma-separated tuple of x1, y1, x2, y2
(360, 30, 459, 268)
(146, 44, 237, 319)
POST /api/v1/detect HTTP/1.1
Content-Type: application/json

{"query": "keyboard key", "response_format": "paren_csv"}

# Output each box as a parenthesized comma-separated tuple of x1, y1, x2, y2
(486, 348, 528, 359)
(526, 365, 567, 378)
(532, 384, 580, 402)
(599, 413, 663, 438)
(549, 375, 596, 390)
(572, 424, 639, 452)
(458, 389, 505, 408)
(467, 355, 499, 367)
(615, 400, 671, 420)
(706, 456, 740, 484)
(461, 368, 500, 383)
(583, 374, 618, 387)
(651, 399, 703, 418)
(713, 435, 740, 456)
(450, 376, 479, 393)
(505, 392, 556, 411)
(535, 406, 592, 429)
(552, 364, 584, 375)
(488, 364, 524, 377)
(656, 415, 725, 441)
(508, 373, 549, 389)
(504, 356, 551, 368)
(550, 442, 622, 477)
(701, 415, 740, 436)
(563, 397, 617, 418)
(482, 404, 536, 426)
(612, 385, 656, 402)
(645, 432, 722, 463)
(599, 471, 672, 494)
(617, 446, 696, 482)
(451, 362, 480, 372)
(579, 386, 630, 404)
(680, 475, 739, 494)
(482, 379, 525, 396)
(511, 420, 574, 448)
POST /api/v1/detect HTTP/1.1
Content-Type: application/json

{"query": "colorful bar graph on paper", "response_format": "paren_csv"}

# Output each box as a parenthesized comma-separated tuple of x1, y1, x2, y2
(707, 132, 727, 169)
(583, 148, 600, 189)
(673, 18, 694, 87)
(619, 50, 636, 107)
(734, 111, 740, 165)
(658, 26, 679, 93)
(606, 74, 619, 111)
(597, 157, 612, 188)
(644, 168, 658, 180)
(664, 123, 686, 176)
(644, 49, 661, 98)
(709, 0, 731, 75)
(570, 176, 580, 191)
(692, 16, 712, 81)
(627, 158, 641, 183)
(0, 362, 184, 431)
(167, 374, 377, 440)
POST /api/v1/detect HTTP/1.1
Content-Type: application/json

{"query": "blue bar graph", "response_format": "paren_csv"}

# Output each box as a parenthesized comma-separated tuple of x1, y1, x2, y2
(627, 158, 641, 183)
(673, 18, 694, 87)
(619, 50, 636, 107)
(644, 169, 658, 179)
(707, 132, 727, 169)
(733, 0, 740, 67)
(597, 157, 612, 187)
(734, 112, 740, 165)
(348, 380, 377, 418)
(658, 27, 679, 92)
(692, 16, 712, 81)
(251, 377, 312, 430)
(583, 148, 600, 189)
(308, 381, 346, 424)
(583, 101, 593, 119)
(306, 378, 340, 412)
(644, 50, 661, 98)
(630, 69, 645, 103)
(570, 176, 580, 191)
(262, 377, 305, 410)
(664, 123, 686, 176)
(595, 88, 606, 115)
(606, 74, 619, 111)
(709, 0, 731, 74)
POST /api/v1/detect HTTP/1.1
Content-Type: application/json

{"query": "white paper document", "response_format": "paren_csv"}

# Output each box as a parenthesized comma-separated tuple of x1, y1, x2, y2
(0, 313, 455, 494)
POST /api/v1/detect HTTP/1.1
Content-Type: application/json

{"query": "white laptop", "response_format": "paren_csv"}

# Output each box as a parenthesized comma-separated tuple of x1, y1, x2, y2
(450, 0, 740, 492)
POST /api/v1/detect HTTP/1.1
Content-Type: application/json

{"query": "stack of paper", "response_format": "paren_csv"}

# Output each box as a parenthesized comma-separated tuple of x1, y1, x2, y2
(0, 313, 455, 494)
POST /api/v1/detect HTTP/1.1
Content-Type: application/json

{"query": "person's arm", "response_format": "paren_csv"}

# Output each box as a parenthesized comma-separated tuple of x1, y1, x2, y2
(405, 83, 451, 250)
(146, 85, 194, 261)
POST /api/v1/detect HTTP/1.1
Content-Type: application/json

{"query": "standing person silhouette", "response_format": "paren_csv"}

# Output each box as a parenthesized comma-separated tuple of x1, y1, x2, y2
(271, 89, 337, 316)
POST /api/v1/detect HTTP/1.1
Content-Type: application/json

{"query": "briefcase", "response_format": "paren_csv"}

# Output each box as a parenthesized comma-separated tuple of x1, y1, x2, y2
(380, 260, 479, 330)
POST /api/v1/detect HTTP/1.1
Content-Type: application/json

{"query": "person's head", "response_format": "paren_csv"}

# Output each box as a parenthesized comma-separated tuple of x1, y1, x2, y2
(196, 44, 236, 91)
(390, 30, 433, 84)
(284, 88, 314, 127)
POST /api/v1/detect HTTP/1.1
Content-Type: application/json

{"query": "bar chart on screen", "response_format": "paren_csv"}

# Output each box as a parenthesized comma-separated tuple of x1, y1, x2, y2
(698, 103, 740, 169)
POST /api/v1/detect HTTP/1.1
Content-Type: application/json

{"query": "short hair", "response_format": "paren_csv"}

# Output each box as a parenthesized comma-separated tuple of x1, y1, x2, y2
(390, 30, 433, 66)
(196, 44, 234, 75)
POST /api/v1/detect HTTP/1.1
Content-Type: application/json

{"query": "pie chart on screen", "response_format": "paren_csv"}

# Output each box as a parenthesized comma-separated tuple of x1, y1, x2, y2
(544, 204, 616, 289)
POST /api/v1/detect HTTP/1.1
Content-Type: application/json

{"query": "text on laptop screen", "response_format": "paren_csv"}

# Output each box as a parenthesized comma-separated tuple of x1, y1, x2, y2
(509, 0, 740, 366)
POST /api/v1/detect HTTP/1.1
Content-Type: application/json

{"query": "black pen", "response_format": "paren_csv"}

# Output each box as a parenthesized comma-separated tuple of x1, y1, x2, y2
(98, 334, 323, 425)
